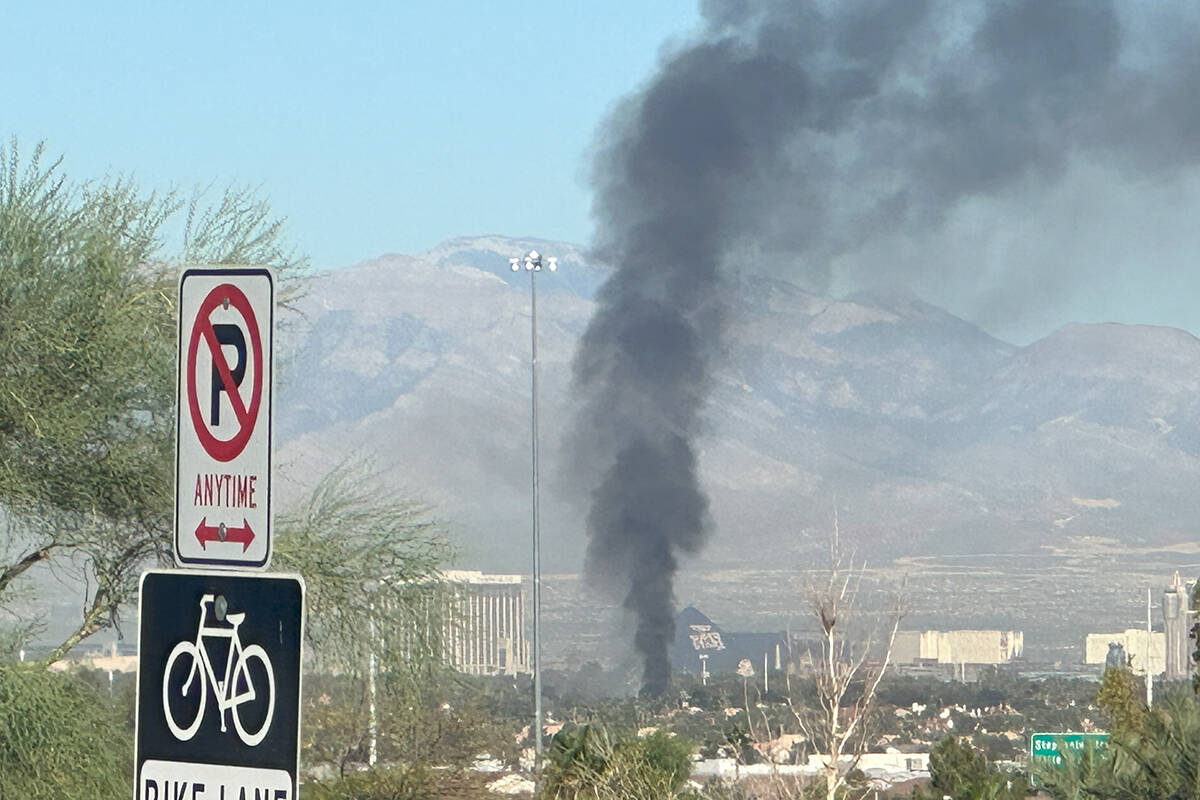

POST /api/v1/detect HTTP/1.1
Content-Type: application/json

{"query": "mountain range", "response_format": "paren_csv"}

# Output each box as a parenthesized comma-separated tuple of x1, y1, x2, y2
(274, 235, 1200, 575)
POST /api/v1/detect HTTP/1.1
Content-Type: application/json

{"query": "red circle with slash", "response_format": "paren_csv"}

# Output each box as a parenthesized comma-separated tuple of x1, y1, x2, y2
(186, 284, 263, 462)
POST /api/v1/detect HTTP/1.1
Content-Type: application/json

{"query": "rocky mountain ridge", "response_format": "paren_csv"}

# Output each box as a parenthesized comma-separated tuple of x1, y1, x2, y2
(274, 236, 1200, 572)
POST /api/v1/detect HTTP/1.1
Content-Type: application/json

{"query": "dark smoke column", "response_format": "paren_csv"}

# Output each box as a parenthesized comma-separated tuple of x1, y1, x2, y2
(570, 36, 810, 696)
(569, 0, 1200, 694)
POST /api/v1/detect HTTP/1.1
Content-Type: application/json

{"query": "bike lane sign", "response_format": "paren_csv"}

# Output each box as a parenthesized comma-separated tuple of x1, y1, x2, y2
(136, 570, 304, 800)
(176, 267, 274, 570)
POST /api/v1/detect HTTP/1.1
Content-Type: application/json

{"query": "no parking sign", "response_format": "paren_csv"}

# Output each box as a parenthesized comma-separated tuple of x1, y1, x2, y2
(175, 268, 274, 569)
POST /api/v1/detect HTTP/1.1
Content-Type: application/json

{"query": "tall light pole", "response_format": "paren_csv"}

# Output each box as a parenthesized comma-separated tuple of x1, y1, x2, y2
(509, 249, 556, 766)
(362, 579, 380, 767)
(1147, 587, 1154, 707)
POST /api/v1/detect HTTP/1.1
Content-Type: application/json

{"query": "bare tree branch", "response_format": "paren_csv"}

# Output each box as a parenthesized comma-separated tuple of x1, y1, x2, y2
(786, 516, 906, 800)
(0, 546, 53, 599)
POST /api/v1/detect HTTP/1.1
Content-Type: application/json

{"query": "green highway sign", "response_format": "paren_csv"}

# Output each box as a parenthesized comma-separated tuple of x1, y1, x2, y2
(1030, 732, 1109, 784)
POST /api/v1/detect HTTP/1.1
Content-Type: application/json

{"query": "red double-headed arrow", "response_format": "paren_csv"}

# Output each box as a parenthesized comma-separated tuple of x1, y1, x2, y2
(194, 517, 256, 552)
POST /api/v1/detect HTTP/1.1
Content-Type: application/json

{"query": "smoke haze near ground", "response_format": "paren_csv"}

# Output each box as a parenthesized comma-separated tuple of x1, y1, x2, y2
(571, 0, 1200, 694)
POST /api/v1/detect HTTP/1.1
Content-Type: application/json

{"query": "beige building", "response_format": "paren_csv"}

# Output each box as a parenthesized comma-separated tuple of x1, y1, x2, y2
(893, 630, 1023, 665)
(47, 639, 137, 673)
(1083, 629, 1165, 676)
(442, 570, 529, 676)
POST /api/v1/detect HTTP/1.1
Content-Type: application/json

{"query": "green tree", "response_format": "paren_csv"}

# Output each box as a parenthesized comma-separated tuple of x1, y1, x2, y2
(929, 735, 1024, 800)
(274, 458, 450, 671)
(273, 458, 459, 774)
(0, 663, 131, 799)
(930, 735, 987, 798)
(539, 723, 695, 800)
(0, 140, 464, 799)
(1038, 690, 1200, 800)
(1191, 579, 1200, 694)
(0, 139, 302, 662)
(1096, 665, 1146, 735)
(1103, 690, 1200, 800)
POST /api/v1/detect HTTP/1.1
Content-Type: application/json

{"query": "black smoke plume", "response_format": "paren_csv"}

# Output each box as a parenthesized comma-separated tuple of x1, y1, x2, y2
(571, 0, 1200, 695)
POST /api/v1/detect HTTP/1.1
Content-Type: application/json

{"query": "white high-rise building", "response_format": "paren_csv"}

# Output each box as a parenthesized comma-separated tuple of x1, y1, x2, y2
(892, 630, 1023, 665)
(441, 570, 530, 676)
(1083, 630, 1165, 676)
(1164, 571, 1191, 682)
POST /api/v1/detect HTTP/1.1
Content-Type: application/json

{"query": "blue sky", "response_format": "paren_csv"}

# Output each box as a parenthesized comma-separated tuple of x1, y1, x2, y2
(7, 3, 1200, 344)
(2, 2, 700, 271)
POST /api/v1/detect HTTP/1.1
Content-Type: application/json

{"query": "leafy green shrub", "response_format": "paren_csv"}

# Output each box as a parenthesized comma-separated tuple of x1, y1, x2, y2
(929, 735, 1025, 800)
(0, 664, 131, 800)
(539, 723, 696, 800)
(1037, 690, 1200, 800)
(300, 765, 494, 800)
(301, 765, 432, 800)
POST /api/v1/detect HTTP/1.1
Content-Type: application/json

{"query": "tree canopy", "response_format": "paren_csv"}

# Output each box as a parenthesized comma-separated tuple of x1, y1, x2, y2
(0, 138, 303, 661)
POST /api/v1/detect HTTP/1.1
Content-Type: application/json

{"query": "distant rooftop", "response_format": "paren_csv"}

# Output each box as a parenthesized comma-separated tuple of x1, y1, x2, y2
(442, 569, 523, 585)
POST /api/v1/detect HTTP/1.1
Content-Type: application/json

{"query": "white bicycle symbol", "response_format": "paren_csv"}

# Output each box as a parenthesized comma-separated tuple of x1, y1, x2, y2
(162, 593, 276, 746)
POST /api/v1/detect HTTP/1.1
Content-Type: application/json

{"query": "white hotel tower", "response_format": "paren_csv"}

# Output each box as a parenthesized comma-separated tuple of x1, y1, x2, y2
(441, 570, 530, 676)
(1163, 571, 1191, 683)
